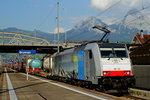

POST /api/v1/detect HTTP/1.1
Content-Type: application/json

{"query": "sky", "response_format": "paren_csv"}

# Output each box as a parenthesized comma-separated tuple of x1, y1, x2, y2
(0, 0, 150, 32)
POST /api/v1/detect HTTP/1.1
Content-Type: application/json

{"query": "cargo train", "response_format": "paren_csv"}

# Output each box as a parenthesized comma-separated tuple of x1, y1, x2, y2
(18, 42, 135, 91)
(14, 58, 43, 73)
(26, 59, 43, 73)
(49, 42, 135, 91)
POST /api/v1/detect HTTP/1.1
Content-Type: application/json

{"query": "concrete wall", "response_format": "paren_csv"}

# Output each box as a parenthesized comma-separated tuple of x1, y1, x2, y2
(133, 65, 150, 90)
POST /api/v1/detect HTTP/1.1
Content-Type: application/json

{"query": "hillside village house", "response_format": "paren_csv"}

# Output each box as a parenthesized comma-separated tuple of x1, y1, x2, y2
(131, 32, 150, 44)
(130, 31, 150, 65)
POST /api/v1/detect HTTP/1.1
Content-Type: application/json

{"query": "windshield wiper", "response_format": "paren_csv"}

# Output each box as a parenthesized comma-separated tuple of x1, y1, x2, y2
(108, 58, 111, 60)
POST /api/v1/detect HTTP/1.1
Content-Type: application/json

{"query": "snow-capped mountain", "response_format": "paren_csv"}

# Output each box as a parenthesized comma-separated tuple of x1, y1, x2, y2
(64, 17, 109, 42)
(115, 8, 150, 32)
(1, 9, 150, 43)
(65, 8, 150, 42)
(0, 27, 55, 42)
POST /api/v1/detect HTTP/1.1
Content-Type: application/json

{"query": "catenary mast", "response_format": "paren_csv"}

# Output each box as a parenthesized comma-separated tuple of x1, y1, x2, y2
(56, 2, 60, 53)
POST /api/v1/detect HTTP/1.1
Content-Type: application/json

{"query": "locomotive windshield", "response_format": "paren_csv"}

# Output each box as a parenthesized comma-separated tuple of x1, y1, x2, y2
(114, 48, 128, 58)
(100, 48, 113, 58)
(100, 48, 128, 58)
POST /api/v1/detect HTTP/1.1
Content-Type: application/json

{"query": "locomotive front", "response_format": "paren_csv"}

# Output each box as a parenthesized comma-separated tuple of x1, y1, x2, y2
(98, 43, 135, 90)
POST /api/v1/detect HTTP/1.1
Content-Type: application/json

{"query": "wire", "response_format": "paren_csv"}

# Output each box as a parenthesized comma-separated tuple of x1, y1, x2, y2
(77, 0, 123, 28)
(67, 0, 123, 41)
(142, 0, 144, 9)
(95, 0, 122, 18)
(35, 5, 56, 30)
(123, 13, 149, 27)
(109, 5, 150, 27)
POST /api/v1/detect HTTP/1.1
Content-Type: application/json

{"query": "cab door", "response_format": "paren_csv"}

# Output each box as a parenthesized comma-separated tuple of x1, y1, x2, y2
(84, 50, 96, 82)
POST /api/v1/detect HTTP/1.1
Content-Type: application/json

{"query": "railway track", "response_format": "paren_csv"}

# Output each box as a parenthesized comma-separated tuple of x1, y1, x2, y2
(127, 88, 150, 100)
(5, 68, 146, 100)
(27, 71, 147, 100)
(122, 95, 146, 100)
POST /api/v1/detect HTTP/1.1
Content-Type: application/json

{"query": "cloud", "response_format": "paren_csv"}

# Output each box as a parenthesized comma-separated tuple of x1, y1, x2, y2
(91, 0, 140, 10)
(91, 0, 114, 10)
(90, 0, 150, 23)
(69, 16, 89, 25)
(54, 28, 65, 33)
(102, 18, 113, 25)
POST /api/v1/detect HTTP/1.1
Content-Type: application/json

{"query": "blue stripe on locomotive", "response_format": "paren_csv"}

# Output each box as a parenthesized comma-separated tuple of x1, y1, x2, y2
(77, 51, 84, 80)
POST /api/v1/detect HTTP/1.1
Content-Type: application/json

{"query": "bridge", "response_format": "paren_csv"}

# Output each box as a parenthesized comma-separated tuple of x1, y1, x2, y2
(0, 32, 77, 54)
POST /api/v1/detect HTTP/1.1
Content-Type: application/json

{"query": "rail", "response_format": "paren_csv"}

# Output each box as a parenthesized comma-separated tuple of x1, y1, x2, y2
(128, 88, 150, 100)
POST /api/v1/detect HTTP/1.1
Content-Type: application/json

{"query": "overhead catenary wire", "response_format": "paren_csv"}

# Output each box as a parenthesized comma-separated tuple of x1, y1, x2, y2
(34, 0, 122, 42)
(94, 0, 122, 19)
(113, 4, 150, 37)
(116, 6, 150, 28)
(68, 0, 148, 32)
(68, 0, 123, 41)
(142, 0, 144, 9)
(123, 13, 150, 27)
(80, 0, 150, 42)
(102, 3, 150, 35)
(109, 4, 150, 27)
(35, 4, 57, 30)
(34, 0, 150, 42)
(80, 0, 122, 28)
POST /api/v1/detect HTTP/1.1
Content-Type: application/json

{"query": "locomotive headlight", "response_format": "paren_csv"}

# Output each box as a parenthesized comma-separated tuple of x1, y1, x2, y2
(103, 71, 110, 75)
(103, 72, 107, 75)
(124, 71, 130, 75)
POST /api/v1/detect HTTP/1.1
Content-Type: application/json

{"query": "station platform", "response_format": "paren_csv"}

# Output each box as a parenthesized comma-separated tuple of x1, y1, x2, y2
(1, 71, 121, 100)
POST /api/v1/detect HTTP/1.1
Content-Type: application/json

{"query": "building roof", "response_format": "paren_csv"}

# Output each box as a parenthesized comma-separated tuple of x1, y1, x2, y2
(131, 33, 150, 44)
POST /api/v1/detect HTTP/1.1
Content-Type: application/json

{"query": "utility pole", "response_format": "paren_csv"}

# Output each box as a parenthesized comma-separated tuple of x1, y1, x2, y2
(34, 29, 37, 46)
(65, 32, 67, 45)
(56, 2, 60, 53)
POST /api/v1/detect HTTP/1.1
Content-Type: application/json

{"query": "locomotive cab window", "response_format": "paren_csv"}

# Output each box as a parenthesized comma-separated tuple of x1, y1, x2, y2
(114, 48, 128, 58)
(100, 48, 128, 58)
(100, 48, 113, 58)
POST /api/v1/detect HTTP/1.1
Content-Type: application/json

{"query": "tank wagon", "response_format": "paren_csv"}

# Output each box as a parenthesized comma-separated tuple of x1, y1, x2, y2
(51, 43, 135, 91)
(29, 59, 42, 72)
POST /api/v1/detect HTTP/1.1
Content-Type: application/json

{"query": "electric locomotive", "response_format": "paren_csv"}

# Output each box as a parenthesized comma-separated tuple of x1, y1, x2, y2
(51, 42, 135, 91)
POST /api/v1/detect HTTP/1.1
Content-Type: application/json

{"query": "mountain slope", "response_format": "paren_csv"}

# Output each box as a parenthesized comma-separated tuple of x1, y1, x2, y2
(1, 9, 150, 43)
(0, 27, 55, 42)
(65, 8, 150, 42)
(64, 17, 108, 42)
